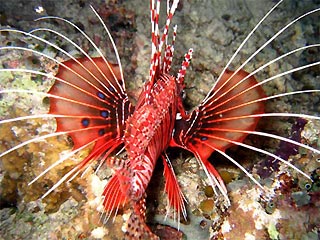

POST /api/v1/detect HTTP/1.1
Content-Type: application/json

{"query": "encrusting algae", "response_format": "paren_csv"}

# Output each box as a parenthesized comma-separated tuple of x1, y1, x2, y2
(1, 0, 320, 239)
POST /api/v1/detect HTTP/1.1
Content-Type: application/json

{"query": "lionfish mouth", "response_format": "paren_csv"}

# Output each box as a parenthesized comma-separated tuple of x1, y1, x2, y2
(0, 0, 319, 239)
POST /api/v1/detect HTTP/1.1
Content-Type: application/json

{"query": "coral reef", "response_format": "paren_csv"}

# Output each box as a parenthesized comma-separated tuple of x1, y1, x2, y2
(0, 0, 319, 239)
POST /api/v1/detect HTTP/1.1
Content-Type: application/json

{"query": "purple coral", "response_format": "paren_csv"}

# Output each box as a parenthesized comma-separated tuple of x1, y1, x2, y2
(257, 118, 308, 179)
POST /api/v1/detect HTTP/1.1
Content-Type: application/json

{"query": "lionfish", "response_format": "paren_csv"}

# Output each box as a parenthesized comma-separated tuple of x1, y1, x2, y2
(0, 0, 319, 239)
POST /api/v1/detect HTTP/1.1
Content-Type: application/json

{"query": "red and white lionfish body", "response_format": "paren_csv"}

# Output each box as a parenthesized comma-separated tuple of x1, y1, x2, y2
(0, 0, 319, 239)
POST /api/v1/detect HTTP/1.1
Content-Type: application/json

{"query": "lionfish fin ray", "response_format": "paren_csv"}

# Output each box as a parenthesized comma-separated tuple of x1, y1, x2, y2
(162, 154, 187, 221)
(204, 0, 283, 103)
(102, 174, 128, 216)
(171, 69, 265, 203)
(172, 69, 265, 159)
(49, 57, 133, 151)
(196, 154, 230, 204)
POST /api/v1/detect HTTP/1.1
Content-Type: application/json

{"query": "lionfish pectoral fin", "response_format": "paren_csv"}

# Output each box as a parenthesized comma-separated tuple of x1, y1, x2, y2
(101, 173, 128, 219)
(162, 154, 187, 222)
(102, 155, 138, 220)
(190, 69, 265, 154)
(171, 69, 266, 202)
(48, 56, 133, 168)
